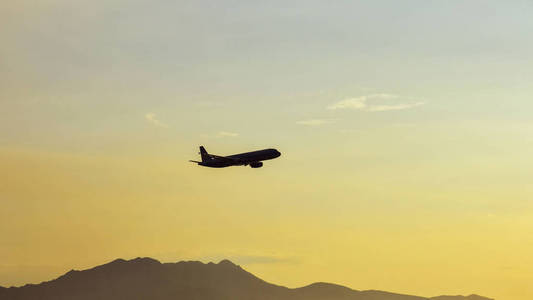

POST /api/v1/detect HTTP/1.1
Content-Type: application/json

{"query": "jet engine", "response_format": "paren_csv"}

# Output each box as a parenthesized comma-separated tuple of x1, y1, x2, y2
(249, 161, 263, 168)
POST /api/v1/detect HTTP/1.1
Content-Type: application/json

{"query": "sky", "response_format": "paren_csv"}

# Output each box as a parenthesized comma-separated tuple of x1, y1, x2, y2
(1, 1, 533, 299)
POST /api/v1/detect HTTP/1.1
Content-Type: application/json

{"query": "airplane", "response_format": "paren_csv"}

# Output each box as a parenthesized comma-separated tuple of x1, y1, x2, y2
(189, 146, 281, 168)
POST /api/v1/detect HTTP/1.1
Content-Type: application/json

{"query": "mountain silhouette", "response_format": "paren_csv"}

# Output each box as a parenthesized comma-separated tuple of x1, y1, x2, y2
(0, 258, 493, 300)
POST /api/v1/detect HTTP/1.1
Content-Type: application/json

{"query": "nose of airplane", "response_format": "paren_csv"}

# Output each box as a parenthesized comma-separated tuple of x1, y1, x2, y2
(275, 150, 281, 157)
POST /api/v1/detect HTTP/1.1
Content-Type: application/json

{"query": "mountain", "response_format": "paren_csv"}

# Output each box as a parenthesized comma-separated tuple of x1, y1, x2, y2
(0, 258, 493, 300)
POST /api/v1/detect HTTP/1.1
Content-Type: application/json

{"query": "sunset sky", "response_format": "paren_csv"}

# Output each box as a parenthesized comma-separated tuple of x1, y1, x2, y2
(2, 1, 533, 300)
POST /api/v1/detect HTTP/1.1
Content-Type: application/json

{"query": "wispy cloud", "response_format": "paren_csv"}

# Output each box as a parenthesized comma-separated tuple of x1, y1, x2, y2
(327, 94, 424, 112)
(296, 119, 335, 126)
(145, 113, 168, 128)
(217, 131, 239, 138)
(366, 102, 425, 112)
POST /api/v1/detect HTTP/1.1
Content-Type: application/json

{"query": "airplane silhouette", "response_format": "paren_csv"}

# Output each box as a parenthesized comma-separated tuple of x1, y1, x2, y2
(189, 146, 281, 168)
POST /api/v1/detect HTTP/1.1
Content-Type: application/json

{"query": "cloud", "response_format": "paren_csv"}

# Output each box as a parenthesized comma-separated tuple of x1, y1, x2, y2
(217, 131, 239, 138)
(296, 119, 335, 126)
(327, 94, 424, 112)
(145, 113, 168, 127)
(327, 97, 367, 110)
(366, 102, 425, 112)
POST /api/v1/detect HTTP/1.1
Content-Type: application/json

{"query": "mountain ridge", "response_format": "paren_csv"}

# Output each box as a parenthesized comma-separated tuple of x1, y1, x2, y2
(0, 258, 493, 300)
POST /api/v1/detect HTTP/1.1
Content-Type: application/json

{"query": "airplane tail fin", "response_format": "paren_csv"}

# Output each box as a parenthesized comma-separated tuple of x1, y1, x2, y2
(199, 146, 210, 162)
